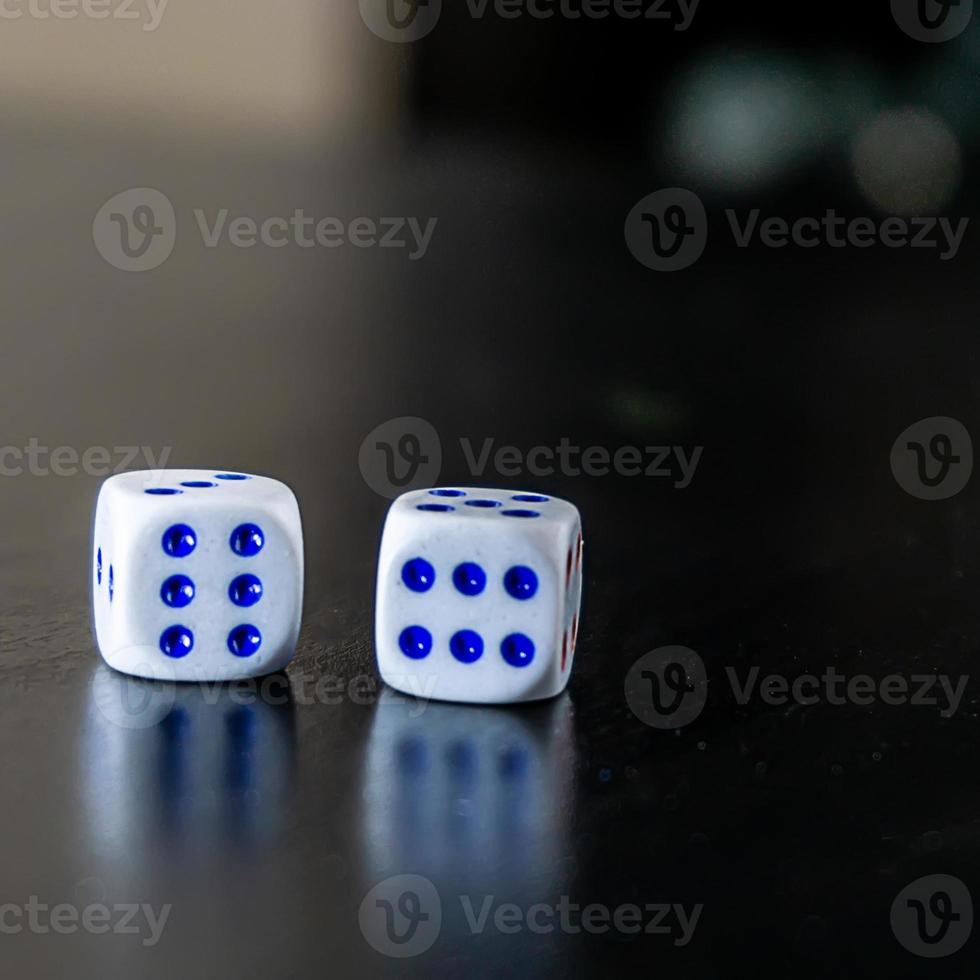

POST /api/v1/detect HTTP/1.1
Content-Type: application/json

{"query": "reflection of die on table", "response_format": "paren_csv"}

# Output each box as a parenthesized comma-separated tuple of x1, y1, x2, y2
(375, 488, 584, 704)
(359, 695, 576, 885)
(84, 667, 297, 858)
(93, 470, 303, 682)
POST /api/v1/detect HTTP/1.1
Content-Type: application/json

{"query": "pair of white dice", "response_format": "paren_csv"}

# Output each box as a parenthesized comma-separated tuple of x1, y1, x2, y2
(94, 474, 583, 702)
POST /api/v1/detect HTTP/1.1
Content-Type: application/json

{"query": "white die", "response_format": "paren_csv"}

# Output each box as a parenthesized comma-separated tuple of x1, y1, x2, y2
(92, 469, 304, 681)
(374, 488, 584, 704)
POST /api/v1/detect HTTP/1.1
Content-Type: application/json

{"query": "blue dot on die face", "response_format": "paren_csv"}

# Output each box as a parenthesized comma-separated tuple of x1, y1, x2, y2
(453, 562, 486, 596)
(504, 565, 538, 600)
(501, 633, 535, 668)
(229, 574, 263, 607)
(160, 625, 194, 658)
(161, 574, 195, 608)
(450, 629, 484, 663)
(145, 488, 181, 496)
(108, 566, 114, 601)
(230, 523, 264, 557)
(181, 481, 216, 488)
(227, 624, 262, 657)
(465, 499, 502, 508)
(96, 548, 102, 585)
(429, 489, 466, 497)
(512, 494, 549, 503)
(402, 558, 435, 593)
(399, 626, 432, 659)
(502, 509, 541, 519)
(417, 504, 454, 513)
(215, 473, 250, 481)
(162, 524, 197, 557)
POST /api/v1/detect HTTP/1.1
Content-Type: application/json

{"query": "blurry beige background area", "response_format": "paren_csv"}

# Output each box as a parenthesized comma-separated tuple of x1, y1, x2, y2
(0, 0, 395, 141)
(0, 0, 415, 544)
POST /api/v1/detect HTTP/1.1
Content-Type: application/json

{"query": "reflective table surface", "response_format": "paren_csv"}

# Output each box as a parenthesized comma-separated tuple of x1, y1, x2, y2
(1, 113, 978, 978)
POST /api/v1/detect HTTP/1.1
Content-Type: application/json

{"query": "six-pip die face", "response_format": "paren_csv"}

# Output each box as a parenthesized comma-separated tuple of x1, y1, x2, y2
(92, 469, 304, 682)
(375, 488, 584, 704)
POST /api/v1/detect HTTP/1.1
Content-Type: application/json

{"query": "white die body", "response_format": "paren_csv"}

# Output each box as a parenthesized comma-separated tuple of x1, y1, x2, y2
(375, 488, 584, 704)
(92, 469, 304, 681)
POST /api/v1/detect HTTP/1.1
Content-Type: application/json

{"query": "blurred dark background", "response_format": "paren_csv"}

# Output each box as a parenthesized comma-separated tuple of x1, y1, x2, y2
(1, 2, 980, 977)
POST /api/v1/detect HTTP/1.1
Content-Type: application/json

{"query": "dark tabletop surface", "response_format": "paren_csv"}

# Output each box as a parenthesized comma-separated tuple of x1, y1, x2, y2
(3, 7, 980, 977)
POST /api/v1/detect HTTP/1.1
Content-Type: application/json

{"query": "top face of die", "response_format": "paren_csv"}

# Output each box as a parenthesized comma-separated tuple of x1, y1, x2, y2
(388, 487, 579, 535)
(100, 469, 296, 510)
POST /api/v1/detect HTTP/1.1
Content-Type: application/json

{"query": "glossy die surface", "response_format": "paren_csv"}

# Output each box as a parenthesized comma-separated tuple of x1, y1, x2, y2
(92, 470, 303, 681)
(375, 488, 583, 704)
